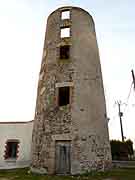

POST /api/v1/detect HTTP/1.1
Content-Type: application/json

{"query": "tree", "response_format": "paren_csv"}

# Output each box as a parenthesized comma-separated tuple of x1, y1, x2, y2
(110, 139, 134, 160)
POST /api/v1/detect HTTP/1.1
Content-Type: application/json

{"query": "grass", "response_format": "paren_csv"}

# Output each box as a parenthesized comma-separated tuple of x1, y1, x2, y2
(0, 168, 135, 180)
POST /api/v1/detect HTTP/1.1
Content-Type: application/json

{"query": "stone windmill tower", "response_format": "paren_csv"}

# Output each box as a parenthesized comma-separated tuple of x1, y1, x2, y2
(31, 6, 112, 175)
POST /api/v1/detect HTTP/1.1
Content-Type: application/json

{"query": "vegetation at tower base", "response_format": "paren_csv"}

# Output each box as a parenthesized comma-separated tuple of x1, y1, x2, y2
(1, 168, 135, 179)
(110, 139, 133, 160)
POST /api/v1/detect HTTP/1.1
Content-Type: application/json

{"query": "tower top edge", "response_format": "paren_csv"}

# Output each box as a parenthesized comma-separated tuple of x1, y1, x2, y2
(48, 6, 94, 22)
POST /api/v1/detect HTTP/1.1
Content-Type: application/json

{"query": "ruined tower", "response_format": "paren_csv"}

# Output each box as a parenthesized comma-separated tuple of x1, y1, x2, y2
(31, 6, 112, 174)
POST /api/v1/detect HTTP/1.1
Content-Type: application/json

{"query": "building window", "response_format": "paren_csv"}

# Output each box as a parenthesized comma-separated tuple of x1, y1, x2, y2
(61, 10, 70, 20)
(61, 27, 70, 38)
(60, 45, 70, 59)
(4, 140, 19, 159)
(58, 86, 70, 106)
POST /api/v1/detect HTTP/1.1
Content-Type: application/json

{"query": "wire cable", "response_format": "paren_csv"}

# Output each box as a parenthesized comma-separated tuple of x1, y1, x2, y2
(123, 82, 133, 113)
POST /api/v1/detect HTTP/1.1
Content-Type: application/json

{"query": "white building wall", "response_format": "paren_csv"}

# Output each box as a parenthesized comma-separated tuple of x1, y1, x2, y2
(0, 121, 33, 169)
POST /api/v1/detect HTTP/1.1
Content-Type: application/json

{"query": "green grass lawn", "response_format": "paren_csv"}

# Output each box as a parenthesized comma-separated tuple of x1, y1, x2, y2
(0, 168, 135, 180)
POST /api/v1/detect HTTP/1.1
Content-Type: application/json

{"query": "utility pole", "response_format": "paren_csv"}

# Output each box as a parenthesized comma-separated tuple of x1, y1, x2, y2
(131, 69, 135, 90)
(117, 101, 124, 142)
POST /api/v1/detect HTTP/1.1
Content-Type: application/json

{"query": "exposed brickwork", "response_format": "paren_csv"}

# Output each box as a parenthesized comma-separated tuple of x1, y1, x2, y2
(31, 6, 112, 175)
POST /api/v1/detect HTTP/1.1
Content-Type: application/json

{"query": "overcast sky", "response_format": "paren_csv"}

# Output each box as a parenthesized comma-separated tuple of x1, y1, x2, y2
(0, 0, 135, 144)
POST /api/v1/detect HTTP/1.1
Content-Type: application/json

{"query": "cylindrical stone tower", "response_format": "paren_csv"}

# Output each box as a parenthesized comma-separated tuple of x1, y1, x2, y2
(31, 6, 112, 175)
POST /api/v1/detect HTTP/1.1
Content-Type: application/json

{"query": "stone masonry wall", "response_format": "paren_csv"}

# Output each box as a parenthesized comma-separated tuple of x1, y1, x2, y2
(31, 6, 112, 175)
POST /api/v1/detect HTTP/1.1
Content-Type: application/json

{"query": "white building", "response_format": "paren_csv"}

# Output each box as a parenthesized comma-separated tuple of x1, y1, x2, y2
(0, 121, 33, 169)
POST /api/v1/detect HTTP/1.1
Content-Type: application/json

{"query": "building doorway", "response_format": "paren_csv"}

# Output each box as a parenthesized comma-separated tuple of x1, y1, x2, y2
(55, 141, 71, 174)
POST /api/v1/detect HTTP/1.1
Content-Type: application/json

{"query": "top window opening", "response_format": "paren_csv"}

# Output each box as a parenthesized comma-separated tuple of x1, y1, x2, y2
(61, 10, 70, 20)
(61, 27, 70, 38)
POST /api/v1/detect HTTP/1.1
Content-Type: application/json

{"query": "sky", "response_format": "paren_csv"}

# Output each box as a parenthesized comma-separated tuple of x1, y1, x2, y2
(0, 0, 135, 144)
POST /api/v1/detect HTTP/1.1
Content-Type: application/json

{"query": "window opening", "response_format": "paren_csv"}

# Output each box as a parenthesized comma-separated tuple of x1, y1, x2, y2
(58, 86, 70, 106)
(61, 10, 70, 20)
(5, 141, 19, 159)
(61, 27, 70, 38)
(60, 45, 70, 59)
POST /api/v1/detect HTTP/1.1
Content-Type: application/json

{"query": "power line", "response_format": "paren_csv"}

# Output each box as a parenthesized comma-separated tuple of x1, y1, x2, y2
(131, 69, 135, 90)
(123, 82, 133, 114)
(113, 82, 133, 142)
(111, 71, 134, 141)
